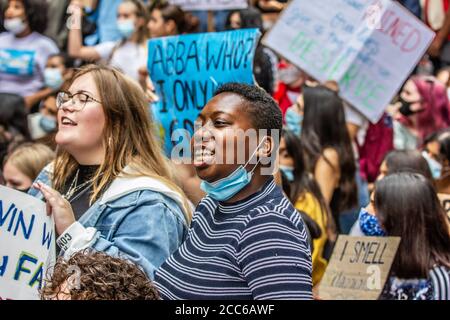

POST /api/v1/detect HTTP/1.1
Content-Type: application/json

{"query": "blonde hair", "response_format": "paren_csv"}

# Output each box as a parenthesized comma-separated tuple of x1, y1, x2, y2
(53, 64, 191, 222)
(5, 143, 55, 181)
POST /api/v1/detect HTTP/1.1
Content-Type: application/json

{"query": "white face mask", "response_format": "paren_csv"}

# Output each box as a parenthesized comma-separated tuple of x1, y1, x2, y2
(4, 17, 27, 35)
(278, 65, 303, 86)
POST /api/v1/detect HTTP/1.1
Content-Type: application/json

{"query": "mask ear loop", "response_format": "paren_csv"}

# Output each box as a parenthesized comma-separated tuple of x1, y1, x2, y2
(245, 137, 269, 174)
(206, 137, 268, 186)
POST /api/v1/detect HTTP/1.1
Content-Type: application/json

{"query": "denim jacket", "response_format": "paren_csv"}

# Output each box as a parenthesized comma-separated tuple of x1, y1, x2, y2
(29, 164, 190, 280)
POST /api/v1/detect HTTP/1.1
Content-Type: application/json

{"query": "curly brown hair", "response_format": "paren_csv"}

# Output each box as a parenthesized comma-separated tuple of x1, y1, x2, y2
(40, 250, 160, 300)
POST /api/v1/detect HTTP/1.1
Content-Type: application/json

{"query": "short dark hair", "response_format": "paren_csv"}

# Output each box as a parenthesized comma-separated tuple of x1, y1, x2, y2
(301, 85, 357, 213)
(281, 129, 334, 234)
(22, 0, 48, 34)
(214, 82, 282, 135)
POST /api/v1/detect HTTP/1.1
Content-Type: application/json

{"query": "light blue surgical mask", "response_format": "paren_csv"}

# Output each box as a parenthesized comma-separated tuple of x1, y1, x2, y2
(285, 107, 302, 136)
(200, 139, 265, 202)
(279, 165, 295, 182)
(117, 19, 135, 38)
(44, 68, 64, 90)
(422, 151, 442, 179)
(359, 208, 386, 236)
(39, 115, 57, 133)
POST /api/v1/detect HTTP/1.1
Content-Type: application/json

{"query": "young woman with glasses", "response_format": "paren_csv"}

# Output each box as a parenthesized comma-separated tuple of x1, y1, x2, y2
(29, 64, 192, 279)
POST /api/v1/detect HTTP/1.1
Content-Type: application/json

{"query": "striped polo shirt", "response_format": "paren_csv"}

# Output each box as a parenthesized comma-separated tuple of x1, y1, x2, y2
(154, 178, 313, 300)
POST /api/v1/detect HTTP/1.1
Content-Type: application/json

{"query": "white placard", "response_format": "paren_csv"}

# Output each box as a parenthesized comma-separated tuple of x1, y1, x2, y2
(0, 186, 55, 300)
(263, 0, 435, 123)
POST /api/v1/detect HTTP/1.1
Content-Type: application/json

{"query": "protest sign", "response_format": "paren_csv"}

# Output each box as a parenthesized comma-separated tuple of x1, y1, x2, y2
(318, 235, 401, 300)
(148, 29, 260, 154)
(0, 186, 55, 300)
(168, 0, 248, 11)
(263, 0, 435, 123)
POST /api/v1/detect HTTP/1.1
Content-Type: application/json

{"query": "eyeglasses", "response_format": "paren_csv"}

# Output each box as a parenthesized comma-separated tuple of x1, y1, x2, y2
(56, 91, 101, 111)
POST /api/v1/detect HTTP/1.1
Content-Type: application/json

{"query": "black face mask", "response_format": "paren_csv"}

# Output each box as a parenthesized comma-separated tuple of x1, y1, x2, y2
(399, 97, 422, 117)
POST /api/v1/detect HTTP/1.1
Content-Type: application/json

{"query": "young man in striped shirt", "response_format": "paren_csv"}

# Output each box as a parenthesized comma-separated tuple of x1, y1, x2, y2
(155, 83, 313, 300)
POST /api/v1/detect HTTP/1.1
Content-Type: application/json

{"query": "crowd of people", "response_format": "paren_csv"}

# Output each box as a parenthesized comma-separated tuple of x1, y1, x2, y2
(0, 0, 449, 300)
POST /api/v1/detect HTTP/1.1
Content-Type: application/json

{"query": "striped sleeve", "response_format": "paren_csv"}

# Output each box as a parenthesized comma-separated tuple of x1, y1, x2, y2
(236, 211, 313, 300)
(430, 266, 450, 300)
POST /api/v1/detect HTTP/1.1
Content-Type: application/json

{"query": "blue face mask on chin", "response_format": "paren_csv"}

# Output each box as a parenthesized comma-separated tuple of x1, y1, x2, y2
(422, 151, 442, 179)
(285, 107, 303, 136)
(359, 209, 386, 236)
(279, 165, 295, 182)
(200, 140, 265, 202)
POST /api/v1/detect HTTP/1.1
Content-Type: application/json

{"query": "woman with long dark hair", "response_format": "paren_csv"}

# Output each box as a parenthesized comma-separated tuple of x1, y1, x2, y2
(352, 149, 434, 237)
(373, 173, 450, 300)
(279, 129, 332, 285)
(300, 85, 357, 234)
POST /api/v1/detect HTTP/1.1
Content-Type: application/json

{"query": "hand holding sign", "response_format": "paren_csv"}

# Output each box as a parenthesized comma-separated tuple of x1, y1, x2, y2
(33, 182, 75, 236)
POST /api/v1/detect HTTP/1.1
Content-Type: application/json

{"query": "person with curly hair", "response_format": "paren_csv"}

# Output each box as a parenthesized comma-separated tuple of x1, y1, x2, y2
(40, 250, 160, 300)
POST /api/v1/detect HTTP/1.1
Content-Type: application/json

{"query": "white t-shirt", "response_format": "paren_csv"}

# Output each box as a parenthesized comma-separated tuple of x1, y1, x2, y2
(94, 41, 147, 81)
(0, 32, 59, 97)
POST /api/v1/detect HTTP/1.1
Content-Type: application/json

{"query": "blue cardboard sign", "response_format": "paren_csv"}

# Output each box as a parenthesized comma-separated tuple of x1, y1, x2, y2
(148, 29, 261, 154)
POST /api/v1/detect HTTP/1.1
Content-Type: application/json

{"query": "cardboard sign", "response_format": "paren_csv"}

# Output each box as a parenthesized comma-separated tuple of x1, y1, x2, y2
(148, 29, 260, 154)
(318, 235, 401, 300)
(168, 0, 248, 11)
(0, 186, 56, 300)
(263, 0, 435, 123)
